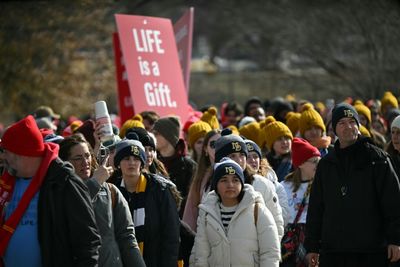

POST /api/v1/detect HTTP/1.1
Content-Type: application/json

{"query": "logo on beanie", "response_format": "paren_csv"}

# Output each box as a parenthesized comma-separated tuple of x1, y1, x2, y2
(344, 109, 354, 118)
(225, 166, 237, 175)
(231, 142, 242, 152)
(131, 145, 140, 156)
(246, 143, 254, 152)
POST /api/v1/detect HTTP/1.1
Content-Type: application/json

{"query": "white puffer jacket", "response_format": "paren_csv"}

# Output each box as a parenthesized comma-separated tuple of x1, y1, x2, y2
(252, 174, 284, 240)
(191, 185, 280, 267)
(264, 169, 291, 227)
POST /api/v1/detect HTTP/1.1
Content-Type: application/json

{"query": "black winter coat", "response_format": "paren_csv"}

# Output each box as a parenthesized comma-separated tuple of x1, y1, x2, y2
(305, 137, 400, 254)
(114, 173, 180, 267)
(38, 159, 101, 267)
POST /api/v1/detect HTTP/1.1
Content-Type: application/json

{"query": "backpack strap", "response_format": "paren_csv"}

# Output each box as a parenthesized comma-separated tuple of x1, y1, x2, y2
(107, 182, 116, 209)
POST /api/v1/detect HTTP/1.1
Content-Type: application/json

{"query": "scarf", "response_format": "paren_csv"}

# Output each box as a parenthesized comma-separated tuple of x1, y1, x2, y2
(276, 155, 293, 182)
(0, 142, 58, 256)
(129, 174, 147, 255)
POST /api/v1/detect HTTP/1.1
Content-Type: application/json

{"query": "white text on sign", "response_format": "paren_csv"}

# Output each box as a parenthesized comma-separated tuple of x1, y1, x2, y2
(133, 29, 165, 54)
(138, 57, 160, 76)
(144, 82, 177, 107)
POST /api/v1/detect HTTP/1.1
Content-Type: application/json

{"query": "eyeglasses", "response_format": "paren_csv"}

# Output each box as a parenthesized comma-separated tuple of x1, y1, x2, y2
(69, 153, 92, 163)
(209, 140, 216, 149)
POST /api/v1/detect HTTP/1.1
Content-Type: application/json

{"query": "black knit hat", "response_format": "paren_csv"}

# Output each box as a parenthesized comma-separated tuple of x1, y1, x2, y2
(214, 128, 248, 163)
(244, 139, 262, 159)
(211, 158, 245, 191)
(331, 103, 360, 134)
(114, 134, 146, 168)
(126, 127, 155, 150)
(153, 116, 181, 147)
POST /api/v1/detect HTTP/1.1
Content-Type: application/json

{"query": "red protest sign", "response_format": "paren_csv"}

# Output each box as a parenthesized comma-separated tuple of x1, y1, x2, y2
(112, 32, 134, 124)
(115, 14, 189, 124)
(173, 7, 194, 94)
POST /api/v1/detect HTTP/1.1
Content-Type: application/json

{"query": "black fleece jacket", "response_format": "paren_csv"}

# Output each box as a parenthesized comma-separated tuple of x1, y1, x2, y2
(305, 137, 400, 254)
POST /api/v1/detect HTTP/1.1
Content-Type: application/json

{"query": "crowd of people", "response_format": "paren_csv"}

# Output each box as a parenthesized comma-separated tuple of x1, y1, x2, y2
(0, 91, 400, 267)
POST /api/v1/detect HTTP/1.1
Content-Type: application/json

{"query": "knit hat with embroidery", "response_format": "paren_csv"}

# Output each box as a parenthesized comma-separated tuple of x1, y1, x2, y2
(353, 100, 371, 124)
(119, 114, 145, 138)
(285, 111, 301, 136)
(188, 120, 212, 148)
(214, 128, 248, 163)
(1, 115, 45, 156)
(291, 137, 320, 168)
(331, 103, 360, 134)
(299, 103, 326, 136)
(381, 91, 398, 111)
(263, 116, 293, 150)
(114, 133, 146, 167)
(200, 106, 220, 130)
(244, 139, 262, 159)
(153, 116, 181, 147)
(212, 157, 245, 191)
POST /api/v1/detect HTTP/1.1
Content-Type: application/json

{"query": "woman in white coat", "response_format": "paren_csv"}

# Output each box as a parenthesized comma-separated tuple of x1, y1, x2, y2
(191, 158, 280, 267)
(245, 139, 290, 227)
(214, 129, 284, 239)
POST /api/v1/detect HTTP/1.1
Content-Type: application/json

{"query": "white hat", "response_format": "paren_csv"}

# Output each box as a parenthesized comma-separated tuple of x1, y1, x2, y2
(391, 115, 400, 130)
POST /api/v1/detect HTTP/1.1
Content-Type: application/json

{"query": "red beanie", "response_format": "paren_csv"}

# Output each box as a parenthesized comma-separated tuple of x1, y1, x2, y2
(1, 115, 45, 156)
(291, 137, 320, 168)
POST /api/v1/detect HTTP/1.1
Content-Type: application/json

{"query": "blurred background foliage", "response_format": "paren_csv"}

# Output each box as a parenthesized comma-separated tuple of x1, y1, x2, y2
(1, 0, 400, 123)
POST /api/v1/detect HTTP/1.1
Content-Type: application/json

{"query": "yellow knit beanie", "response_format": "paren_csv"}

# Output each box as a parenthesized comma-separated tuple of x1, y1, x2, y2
(200, 107, 220, 130)
(227, 125, 240, 136)
(119, 114, 145, 138)
(187, 120, 212, 148)
(285, 111, 301, 136)
(299, 103, 326, 136)
(239, 121, 262, 147)
(263, 116, 293, 150)
(359, 124, 371, 137)
(315, 101, 326, 114)
(381, 91, 398, 111)
(353, 100, 371, 124)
